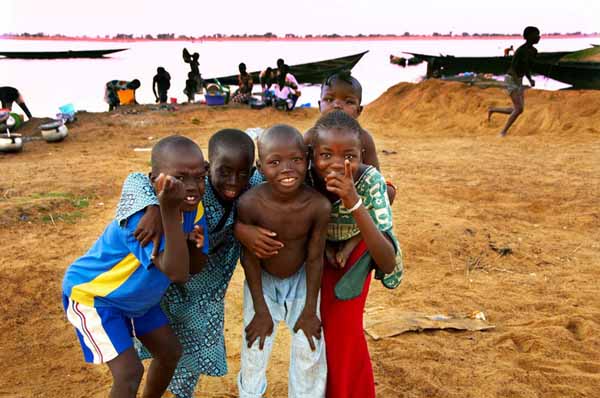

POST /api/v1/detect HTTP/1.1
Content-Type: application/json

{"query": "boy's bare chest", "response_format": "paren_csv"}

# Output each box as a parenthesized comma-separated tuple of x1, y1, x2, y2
(255, 200, 314, 239)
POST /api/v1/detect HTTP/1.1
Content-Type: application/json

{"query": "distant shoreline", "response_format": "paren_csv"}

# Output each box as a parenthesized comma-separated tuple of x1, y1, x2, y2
(1, 34, 599, 43)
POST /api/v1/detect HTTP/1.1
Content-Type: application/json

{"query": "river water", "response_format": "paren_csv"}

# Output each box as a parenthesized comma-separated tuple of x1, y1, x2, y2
(0, 37, 594, 117)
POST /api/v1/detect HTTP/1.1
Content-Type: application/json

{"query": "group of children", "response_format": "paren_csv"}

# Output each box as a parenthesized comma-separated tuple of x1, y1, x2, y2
(62, 71, 404, 398)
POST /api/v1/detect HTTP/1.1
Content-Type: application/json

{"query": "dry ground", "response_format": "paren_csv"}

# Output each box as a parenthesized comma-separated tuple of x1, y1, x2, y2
(1, 80, 599, 397)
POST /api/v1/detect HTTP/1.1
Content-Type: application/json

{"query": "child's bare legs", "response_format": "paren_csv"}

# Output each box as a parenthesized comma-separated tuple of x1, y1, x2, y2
(138, 324, 183, 398)
(106, 348, 145, 398)
(488, 89, 524, 136)
(487, 106, 512, 121)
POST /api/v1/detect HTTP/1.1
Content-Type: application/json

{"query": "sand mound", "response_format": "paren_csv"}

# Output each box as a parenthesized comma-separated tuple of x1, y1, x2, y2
(362, 79, 600, 138)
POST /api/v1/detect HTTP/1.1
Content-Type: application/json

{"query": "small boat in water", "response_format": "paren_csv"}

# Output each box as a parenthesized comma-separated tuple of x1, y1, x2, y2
(203, 51, 369, 86)
(0, 48, 128, 59)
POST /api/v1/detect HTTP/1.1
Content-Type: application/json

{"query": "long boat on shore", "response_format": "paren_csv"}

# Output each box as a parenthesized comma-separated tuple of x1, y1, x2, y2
(533, 61, 600, 89)
(404, 48, 600, 89)
(404, 51, 571, 77)
(203, 50, 369, 86)
(0, 48, 128, 59)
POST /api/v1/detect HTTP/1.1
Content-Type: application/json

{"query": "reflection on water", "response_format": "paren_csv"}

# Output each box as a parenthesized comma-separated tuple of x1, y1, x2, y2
(0, 38, 591, 117)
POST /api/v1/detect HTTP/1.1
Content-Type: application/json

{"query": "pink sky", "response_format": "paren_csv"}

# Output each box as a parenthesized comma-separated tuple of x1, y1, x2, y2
(3, 0, 598, 37)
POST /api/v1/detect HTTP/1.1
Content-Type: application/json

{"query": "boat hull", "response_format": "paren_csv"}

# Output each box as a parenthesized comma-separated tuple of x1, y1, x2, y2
(203, 51, 369, 86)
(533, 61, 600, 89)
(406, 50, 600, 89)
(0, 48, 128, 59)
(406, 51, 571, 77)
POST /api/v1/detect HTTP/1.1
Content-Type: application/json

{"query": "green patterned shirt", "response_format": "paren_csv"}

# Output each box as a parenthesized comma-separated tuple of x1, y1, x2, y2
(328, 166, 403, 289)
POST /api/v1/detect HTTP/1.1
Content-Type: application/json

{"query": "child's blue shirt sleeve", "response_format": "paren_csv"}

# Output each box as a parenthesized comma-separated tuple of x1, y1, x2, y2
(196, 212, 209, 255)
(121, 211, 165, 269)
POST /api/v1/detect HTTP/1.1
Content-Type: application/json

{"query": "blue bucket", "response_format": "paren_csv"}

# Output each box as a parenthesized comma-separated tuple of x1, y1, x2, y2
(206, 94, 226, 106)
(59, 103, 76, 116)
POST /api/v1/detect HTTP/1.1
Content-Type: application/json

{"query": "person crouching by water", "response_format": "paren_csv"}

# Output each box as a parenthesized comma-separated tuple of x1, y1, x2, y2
(488, 26, 540, 137)
(153, 67, 171, 104)
(231, 63, 254, 104)
(105, 79, 141, 111)
(259, 67, 276, 105)
(0, 86, 33, 120)
(273, 63, 300, 111)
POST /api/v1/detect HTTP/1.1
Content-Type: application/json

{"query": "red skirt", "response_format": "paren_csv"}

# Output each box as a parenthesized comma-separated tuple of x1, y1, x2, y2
(321, 240, 375, 398)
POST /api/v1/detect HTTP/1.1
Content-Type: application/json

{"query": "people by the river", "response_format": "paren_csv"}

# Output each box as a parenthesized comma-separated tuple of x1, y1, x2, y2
(273, 64, 300, 111)
(153, 67, 171, 104)
(0, 86, 33, 120)
(258, 67, 276, 105)
(184, 72, 198, 103)
(259, 67, 275, 91)
(488, 26, 540, 137)
(183, 48, 204, 93)
(104, 79, 141, 111)
(231, 63, 254, 104)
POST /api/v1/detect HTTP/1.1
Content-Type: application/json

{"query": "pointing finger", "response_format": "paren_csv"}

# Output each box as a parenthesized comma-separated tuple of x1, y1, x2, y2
(344, 159, 352, 180)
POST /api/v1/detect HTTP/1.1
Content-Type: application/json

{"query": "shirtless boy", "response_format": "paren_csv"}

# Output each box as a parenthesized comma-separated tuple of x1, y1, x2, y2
(236, 124, 331, 398)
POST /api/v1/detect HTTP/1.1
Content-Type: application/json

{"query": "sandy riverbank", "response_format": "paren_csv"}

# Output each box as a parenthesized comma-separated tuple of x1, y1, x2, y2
(1, 80, 598, 397)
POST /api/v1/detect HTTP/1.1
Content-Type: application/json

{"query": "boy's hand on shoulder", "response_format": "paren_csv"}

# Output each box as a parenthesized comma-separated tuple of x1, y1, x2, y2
(245, 310, 274, 350)
(325, 160, 360, 209)
(235, 223, 284, 259)
(156, 173, 185, 210)
(134, 205, 164, 259)
(293, 310, 322, 351)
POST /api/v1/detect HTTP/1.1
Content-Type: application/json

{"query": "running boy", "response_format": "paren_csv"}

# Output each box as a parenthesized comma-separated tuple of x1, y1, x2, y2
(237, 125, 331, 398)
(310, 110, 403, 398)
(62, 135, 209, 398)
(114, 130, 272, 398)
(488, 26, 540, 136)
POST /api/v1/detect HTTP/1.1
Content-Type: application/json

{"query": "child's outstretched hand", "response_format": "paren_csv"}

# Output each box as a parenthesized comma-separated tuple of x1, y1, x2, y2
(155, 173, 185, 210)
(325, 160, 360, 210)
(190, 224, 204, 248)
(293, 310, 322, 351)
(245, 310, 274, 350)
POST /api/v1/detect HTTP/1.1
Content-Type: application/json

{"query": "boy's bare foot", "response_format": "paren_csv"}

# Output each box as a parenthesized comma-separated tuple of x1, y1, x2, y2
(499, 130, 507, 137)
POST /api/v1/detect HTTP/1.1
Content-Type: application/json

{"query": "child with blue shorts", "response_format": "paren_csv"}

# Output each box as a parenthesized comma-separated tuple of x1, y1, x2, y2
(113, 129, 276, 398)
(62, 135, 209, 398)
